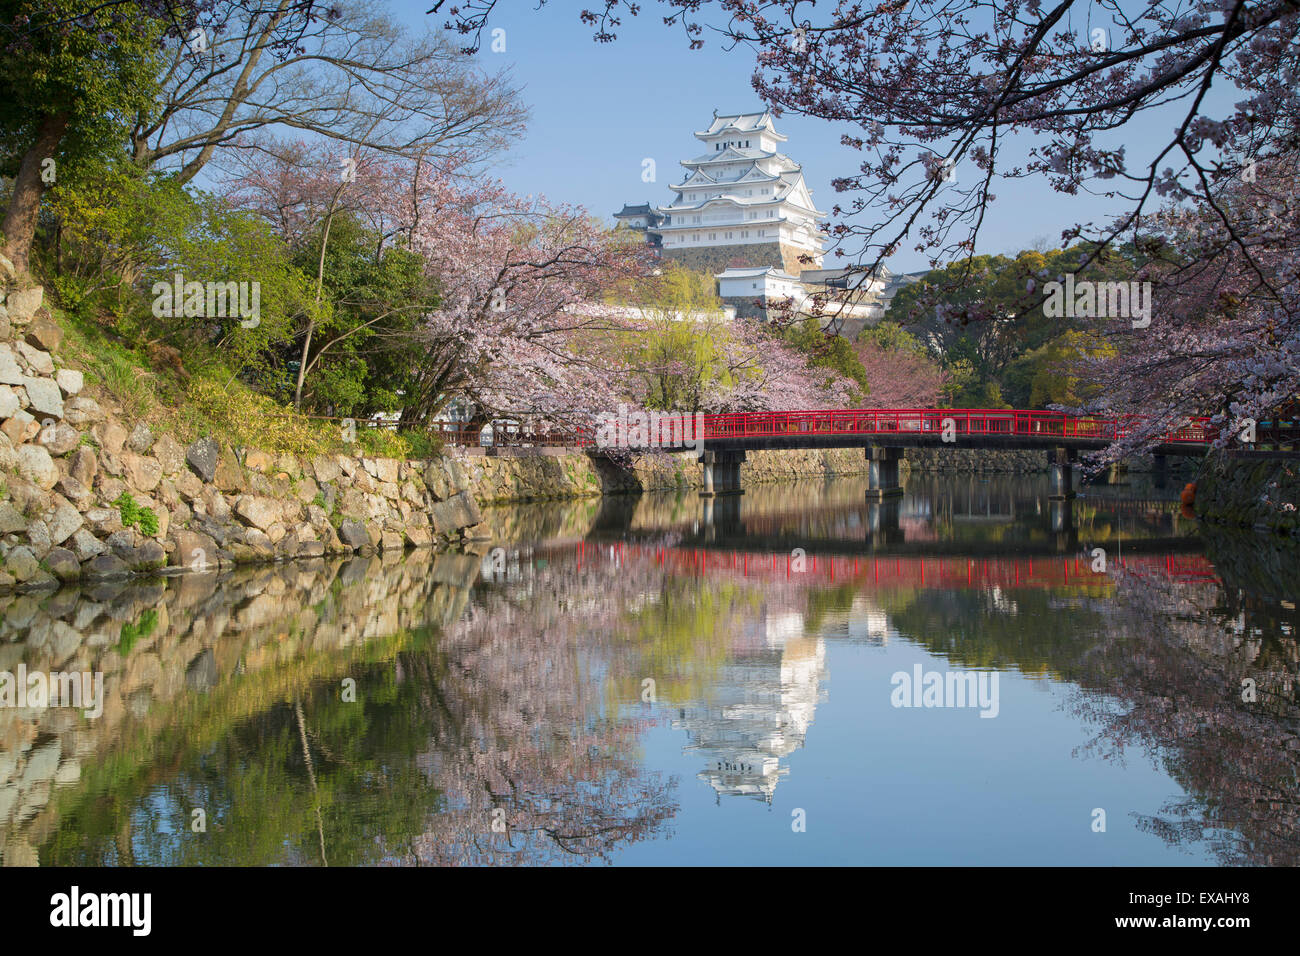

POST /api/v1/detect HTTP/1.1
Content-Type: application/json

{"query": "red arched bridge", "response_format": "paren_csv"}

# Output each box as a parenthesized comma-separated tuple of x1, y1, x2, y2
(439, 408, 1298, 498)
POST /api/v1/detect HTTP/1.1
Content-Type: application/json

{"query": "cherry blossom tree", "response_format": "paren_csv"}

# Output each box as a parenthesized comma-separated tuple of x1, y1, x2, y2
(398, 169, 654, 428)
(227, 144, 849, 427)
(437, 0, 1300, 272)
(436, 1, 1300, 445)
(700, 320, 858, 411)
(1078, 157, 1300, 458)
(854, 341, 947, 408)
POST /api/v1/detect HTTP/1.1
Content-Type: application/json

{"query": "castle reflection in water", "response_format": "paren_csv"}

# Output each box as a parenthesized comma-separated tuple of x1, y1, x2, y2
(674, 598, 895, 802)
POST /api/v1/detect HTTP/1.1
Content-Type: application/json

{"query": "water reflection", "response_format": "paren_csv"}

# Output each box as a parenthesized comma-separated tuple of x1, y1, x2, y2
(1, 476, 1296, 865)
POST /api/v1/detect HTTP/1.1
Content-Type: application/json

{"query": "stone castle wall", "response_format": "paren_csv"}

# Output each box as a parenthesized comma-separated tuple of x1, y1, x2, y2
(902, 448, 1050, 474)
(662, 242, 816, 277)
(1196, 454, 1300, 536)
(461, 447, 872, 503)
(0, 263, 483, 595)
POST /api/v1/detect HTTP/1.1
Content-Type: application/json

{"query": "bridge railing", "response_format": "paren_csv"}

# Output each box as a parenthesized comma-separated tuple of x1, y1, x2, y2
(691, 409, 1214, 444)
(437, 409, 1224, 448)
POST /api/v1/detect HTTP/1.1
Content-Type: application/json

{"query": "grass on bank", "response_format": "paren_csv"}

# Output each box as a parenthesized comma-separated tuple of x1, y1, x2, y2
(54, 306, 445, 461)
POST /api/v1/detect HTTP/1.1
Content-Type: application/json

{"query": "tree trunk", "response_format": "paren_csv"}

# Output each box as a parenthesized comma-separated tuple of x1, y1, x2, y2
(1, 112, 70, 278)
(293, 194, 340, 410)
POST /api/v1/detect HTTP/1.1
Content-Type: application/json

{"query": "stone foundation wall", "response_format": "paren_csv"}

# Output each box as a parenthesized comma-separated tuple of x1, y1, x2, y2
(1195, 454, 1299, 536)
(662, 242, 815, 277)
(461, 447, 871, 503)
(901, 448, 1049, 474)
(0, 265, 483, 595)
(901, 447, 1202, 477)
(719, 296, 768, 320)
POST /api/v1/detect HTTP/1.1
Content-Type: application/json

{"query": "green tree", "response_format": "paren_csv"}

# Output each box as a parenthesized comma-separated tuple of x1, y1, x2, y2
(782, 317, 869, 404)
(1004, 330, 1117, 408)
(290, 214, 440, 418)
(0, 1, 167, 276)
(618, 265, 737, 412)
(889, 246, 1128, 406)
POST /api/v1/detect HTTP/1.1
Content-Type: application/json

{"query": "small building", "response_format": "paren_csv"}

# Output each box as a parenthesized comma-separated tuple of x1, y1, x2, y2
(612, 202, 664, 250)
(715, 266, 805, 319)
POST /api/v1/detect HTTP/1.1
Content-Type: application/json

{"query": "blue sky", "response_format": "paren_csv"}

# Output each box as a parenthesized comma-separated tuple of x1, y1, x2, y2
(398, 1, 1232, 274)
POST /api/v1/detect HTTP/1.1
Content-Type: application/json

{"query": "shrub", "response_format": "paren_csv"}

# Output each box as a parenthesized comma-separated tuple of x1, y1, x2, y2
(113, 491, 160, 537)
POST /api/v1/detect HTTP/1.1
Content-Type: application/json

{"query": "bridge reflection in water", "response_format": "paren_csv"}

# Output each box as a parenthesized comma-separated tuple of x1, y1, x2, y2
(667, 475, 1194, 557)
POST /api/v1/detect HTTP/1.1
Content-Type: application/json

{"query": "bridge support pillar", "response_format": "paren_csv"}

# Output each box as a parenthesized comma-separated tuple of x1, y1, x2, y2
(701, 493, 742, 538)
(864, 446, 904, 500)
(1049, 447, 1077, 500)
(699, 450, 745, 497)
(1153, 454, 1168, 490)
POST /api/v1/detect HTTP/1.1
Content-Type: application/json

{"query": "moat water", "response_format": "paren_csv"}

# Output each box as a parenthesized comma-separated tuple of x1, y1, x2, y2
(1, 475, 1296, 865)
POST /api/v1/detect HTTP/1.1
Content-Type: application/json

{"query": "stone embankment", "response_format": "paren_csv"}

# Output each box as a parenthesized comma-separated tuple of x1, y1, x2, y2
(0, 263, 482, 594)
(1195, 454, 1299, 536)
(902, 448, 1048, 474)
(459, 445, 1138, 503)
(461, 447, 873, 503)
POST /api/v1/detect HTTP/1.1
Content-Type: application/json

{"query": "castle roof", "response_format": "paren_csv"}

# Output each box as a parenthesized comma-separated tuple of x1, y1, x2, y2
(682, 147, 786, 168)
(695, 110, 787, 141)
(614, 202, 657, 218)
(716, 266, 800, 281)
(670, 162, 792, 192)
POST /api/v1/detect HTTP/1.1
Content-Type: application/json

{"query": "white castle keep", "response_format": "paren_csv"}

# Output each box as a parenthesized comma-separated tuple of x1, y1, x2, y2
(617, 110, 825, 273)
(616, 110, 900, 333)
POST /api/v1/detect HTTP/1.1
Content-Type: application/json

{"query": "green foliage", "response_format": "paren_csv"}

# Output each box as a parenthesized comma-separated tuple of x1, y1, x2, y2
(782, 317, 869, 403)
(889, 246, 1132, 407)
(617, 265, 742, 412)
(291, 214, 439, 415)
(147, 194, 312, 388)
(113, 491, 159, 537)
(183, 377, 338, 458)
(857, 321, 927, 357)
(1003, 330, 1117, 408)
(0, 2, 166, 179)
(42, 163, 194, 321)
